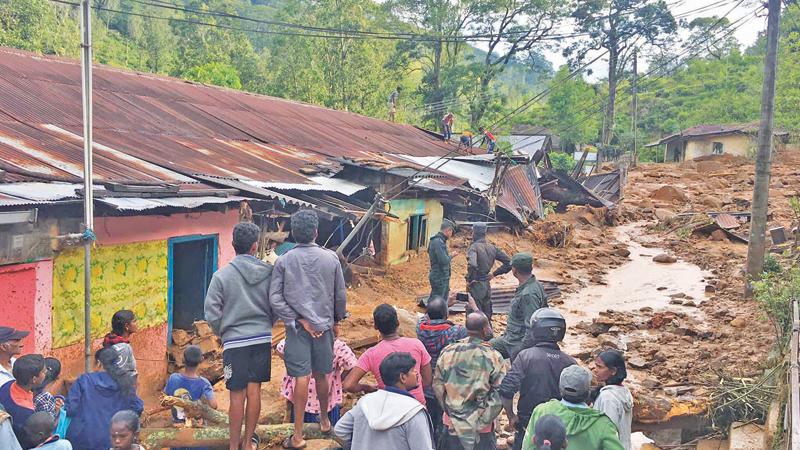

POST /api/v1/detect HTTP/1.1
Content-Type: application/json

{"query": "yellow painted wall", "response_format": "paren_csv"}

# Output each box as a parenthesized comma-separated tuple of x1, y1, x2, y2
(685, 134, 755, 159)
(384, 198, 444, 265)
(52, 240, 169, 348)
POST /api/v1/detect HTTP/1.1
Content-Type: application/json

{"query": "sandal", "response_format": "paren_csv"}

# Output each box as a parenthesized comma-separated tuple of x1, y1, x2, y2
(282, 435, 308, 450)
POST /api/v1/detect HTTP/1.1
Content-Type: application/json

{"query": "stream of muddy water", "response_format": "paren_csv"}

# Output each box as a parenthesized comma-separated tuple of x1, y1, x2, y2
(560, 222, 711, 354)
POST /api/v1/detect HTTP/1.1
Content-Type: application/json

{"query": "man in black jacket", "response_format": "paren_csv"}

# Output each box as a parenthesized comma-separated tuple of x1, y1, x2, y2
(428, 219, 456, 303)
(499, 308, 575, 450)
(466, 222, 511, 320)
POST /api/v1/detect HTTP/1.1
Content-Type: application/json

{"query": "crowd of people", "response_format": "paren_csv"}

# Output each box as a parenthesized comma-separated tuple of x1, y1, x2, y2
(1, 210, 633, 450)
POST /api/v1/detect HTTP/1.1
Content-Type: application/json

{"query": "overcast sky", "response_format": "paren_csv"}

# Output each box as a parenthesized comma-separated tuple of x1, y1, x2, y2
(541, 0, 768, 79)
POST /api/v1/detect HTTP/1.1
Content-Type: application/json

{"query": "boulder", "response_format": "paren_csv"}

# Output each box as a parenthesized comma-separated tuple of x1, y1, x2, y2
(730, 316, 747, 328)
(698, 194, 723, 210)
(650, 185, 689, 203)
(598, 334, 626, 351)
(709, 230, 728, 241)
(614, 248, 631, 257)
(653, 254, 678, 264)
(654, 208, 676, 222)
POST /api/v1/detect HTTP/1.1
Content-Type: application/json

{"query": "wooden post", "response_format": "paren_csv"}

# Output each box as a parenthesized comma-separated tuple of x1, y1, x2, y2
(139, 424, 339, 449)
(745, 0, 781, 295)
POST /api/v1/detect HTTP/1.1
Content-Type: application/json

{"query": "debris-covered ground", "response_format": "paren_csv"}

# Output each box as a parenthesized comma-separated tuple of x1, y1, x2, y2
(146, 149, 798, 448)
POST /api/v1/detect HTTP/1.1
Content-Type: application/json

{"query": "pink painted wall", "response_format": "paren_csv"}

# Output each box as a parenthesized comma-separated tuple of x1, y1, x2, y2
(94, 209, 240, 265)
(50, 209, 242, 387)
(0, 260, 53, 354)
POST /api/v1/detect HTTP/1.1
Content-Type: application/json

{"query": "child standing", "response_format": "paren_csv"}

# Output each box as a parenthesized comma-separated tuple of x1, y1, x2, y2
(163, 345, 218, 448)
(109, 410, 146, 450)
(276, 336, 357, 425)
(103, 310, 138, 384)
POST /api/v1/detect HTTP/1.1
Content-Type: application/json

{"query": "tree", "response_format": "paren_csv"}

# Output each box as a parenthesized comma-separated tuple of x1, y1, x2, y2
(0, 0, 79, 56)
(685, 16, 740, 60)
(567, 0, 676, 146)
(465, 0, 567, 128)
(544, 66, 600, 151)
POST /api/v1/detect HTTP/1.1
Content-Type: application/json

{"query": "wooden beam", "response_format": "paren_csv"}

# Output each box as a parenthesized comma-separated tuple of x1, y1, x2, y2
(139, 424, 339, 448)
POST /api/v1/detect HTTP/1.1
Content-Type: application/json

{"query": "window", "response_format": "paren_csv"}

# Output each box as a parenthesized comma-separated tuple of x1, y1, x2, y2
(713, 142, 724, 155)
(406, 214, 428, 251)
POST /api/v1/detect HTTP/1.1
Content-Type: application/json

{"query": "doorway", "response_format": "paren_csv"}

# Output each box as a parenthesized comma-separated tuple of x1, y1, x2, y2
(168, 235, 218, 340)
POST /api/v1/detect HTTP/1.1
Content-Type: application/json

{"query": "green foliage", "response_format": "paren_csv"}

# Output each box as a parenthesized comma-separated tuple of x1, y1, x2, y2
(752, 265, 800, 346)
(549, 152, 575, 172)
(543, 66, 599, 150)
(763, 254, 782, 274)
(182, 62, 242, 89)
(542, 201, 556, 218)
(0, 0, 78, 56)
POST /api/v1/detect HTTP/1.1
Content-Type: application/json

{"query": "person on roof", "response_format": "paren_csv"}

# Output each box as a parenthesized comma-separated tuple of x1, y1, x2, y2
(388, 88, 400, 123)
(523, 366, 624, 450)
(442, 113, 455, 141)
(478, 127, 497, 154)
(460, 130, 474, 148)
(466, 223, 512, 320)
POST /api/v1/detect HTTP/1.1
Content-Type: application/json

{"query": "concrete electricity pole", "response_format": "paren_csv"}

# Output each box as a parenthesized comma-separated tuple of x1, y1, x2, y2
(745, 0, 781, 296)
(631, 48, 638, 167)
(79, 0, 95, 372)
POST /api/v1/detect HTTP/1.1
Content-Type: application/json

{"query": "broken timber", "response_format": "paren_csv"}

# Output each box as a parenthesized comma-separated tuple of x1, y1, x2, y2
(160, 395, 229, 425)
(139, 424, 340, 448)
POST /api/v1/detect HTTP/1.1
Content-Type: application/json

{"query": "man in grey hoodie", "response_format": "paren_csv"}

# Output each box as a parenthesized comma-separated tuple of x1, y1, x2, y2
(335, 352, 434, 450)
(204, 222, 273, 450)
(270, 209, 347, 449)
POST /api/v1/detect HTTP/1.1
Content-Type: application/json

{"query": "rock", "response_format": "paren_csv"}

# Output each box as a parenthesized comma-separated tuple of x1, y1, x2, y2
(669, 299, 684, 305)
(629, 356, 649, 369)
(705, 284, 717, 293)
(657, 286, 667, 291)
(640, 306, 654, 313)
(697, 194, 723, 209)
(614, 248, 631, 257)
(669, 293, 687, 299)
(654, 208, 676, 222)
(730, 317, 747, 328)
(193, 320, 214, 337)
(709, 229, 728, 241)
(172, 329, 193, 347)
(683, 301, 697, 307)
(598, 334, 626, 351)
(653, 253, 678, 264)
(641, 378, 661, 389)
(651, 185, 689, 203)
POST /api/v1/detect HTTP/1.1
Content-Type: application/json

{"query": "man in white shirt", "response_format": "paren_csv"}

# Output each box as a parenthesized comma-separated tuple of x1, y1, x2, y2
(0, 327, 29, 386)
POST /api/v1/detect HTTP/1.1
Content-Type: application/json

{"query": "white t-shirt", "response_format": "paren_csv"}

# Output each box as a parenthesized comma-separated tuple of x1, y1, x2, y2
(0, 357, 16, 386)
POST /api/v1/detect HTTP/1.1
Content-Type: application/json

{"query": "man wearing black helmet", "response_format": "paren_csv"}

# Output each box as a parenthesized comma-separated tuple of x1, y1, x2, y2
(499, 308, 576, 450)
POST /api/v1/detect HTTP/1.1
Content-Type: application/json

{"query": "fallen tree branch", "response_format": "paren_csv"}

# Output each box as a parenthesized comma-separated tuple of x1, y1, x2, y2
(160, 395, 229, 425)
(139, 424, 341, 448)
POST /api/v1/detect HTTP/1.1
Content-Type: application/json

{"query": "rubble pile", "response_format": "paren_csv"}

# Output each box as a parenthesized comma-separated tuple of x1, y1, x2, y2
(169, 321, 224, 383)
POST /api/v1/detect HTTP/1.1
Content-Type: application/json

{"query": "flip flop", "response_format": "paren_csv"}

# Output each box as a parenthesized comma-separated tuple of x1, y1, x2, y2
(282, 435, 308, 450)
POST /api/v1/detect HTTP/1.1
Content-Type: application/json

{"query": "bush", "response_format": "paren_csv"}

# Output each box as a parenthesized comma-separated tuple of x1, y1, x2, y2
(550, 152, 576, 172)
(752, 265, 800, 346)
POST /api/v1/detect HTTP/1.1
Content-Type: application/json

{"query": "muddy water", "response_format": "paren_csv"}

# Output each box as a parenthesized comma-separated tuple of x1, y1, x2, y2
(560, 222, 711, 354)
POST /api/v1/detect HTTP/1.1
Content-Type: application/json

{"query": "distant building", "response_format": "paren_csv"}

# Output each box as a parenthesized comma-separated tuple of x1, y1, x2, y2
(647, 123, 790, 162)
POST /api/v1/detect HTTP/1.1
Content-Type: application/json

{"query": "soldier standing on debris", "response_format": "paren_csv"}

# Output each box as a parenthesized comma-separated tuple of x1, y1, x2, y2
(500, 309, 574, 450)
(489, 253, 547, 359)
(428, 219, 456, 304)
(466, 223, 512, 320)
(434, 313, 506, 450)
(204, 222, 274, 450)
(270, 210, 347, 450)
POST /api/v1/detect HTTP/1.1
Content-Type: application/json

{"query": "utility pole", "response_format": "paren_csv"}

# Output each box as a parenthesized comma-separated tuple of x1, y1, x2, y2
(745, 0, 781, 296)
(631, 48, 638, 167)
(79, 0, 95, 372)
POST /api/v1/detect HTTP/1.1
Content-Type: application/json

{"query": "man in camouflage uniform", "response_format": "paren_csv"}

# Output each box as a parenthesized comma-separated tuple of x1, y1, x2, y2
(466, 222, 512, 320)
(490, 253, 547, 359)
(434, 313, 506, 450)
(428, 219, 456, 303)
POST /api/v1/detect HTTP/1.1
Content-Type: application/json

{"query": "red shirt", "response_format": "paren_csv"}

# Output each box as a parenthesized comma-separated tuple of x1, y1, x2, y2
(484, 130, 496, 141)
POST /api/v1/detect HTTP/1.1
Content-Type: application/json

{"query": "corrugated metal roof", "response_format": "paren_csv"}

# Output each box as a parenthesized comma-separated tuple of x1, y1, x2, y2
(0, 47, 467, 193)
(245, 176, 367, 195)
(655, 123, 790, 145)
(497, 164, 543, 222)
(392, 155, 495, 191)
(0, 182, 80, 201)
(96, 195, 251, 211)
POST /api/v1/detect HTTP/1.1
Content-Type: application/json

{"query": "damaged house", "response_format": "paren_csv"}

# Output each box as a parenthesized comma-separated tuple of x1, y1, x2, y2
(0, 47, 545, 385)
(647, 123, 790, 162)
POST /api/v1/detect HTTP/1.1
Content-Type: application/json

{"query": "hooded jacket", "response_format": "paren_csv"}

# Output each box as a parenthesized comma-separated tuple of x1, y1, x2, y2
(65, 371, 144, 450)
(523, 399, 624, 450)
(466, 224, 511, 282)
(334, 388, 434, 450)
(205, 254, 274, 349)
(594, 385, 633, 450)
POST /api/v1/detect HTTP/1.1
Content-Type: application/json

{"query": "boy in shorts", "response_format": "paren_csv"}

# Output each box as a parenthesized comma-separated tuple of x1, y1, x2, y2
(205, 222, 273, 450)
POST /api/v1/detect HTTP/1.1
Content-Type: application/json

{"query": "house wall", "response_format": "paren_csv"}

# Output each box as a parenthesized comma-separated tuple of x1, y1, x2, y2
(685, 134, 755, 159)
(382, 198, 444, 265)
(42, 208, 240, 391)
(0, 261, 53, 354)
